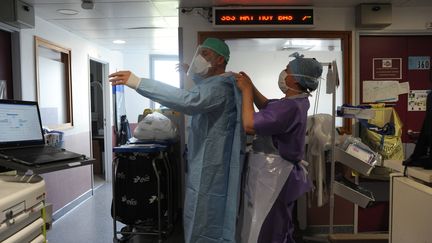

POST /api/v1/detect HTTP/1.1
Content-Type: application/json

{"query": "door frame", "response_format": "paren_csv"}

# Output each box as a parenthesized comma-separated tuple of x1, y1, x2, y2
(198, 30, 353, 133)
(88, 56, 113, 182)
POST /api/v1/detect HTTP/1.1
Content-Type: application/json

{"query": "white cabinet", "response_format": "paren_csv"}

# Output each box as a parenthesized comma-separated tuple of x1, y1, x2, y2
(0, 175, 46, 243)
(385, 160, 432, 243)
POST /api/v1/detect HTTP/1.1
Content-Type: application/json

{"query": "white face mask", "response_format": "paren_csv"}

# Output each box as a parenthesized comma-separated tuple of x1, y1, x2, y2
(278, 70, 289, 93)
(187, 54, 211, 80)
(278, 70, 307, 94)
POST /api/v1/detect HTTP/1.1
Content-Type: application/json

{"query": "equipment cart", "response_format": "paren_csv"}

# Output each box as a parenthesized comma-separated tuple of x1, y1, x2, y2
(112, 143, 174, 243)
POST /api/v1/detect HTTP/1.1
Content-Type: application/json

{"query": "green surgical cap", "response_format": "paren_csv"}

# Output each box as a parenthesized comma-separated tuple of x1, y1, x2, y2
(201, 38, 230, 62)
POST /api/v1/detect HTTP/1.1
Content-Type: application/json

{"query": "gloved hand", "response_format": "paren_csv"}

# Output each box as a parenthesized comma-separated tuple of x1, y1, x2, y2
(176, 63, 189, 73)
(108, 70, 140, 89)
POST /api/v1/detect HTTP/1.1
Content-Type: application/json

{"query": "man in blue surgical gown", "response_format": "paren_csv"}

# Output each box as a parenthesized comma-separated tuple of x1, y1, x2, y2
(109, 38, 245, 243)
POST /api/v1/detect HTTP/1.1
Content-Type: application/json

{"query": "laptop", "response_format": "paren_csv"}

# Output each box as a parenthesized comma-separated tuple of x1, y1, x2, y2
(0, 99, 84, 165)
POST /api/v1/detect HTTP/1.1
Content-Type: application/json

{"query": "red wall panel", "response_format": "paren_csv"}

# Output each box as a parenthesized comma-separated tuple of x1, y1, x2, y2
(360, 36, 432, 143)
(0, 30, 13, 99)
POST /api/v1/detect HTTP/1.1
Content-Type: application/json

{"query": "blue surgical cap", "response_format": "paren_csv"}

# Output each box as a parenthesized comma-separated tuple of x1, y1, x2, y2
(287, 52, 323, 91)
(201, 38, 230, 62)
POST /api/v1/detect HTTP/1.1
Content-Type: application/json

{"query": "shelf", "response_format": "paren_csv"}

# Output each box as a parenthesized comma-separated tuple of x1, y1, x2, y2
(333, 181, 375, 208)
(337, 106, 375, 120)
(0, 157, 94, 174)
(334, 147, 375, 175)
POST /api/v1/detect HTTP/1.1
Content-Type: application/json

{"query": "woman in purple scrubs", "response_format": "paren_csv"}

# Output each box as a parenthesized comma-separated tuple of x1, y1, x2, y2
(236, 53, 323, 243)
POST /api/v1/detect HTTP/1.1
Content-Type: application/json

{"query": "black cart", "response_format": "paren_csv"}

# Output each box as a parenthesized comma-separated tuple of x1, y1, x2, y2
(112, 144, 175, 243)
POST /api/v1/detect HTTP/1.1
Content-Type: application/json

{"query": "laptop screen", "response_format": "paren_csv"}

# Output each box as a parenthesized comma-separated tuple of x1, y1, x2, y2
(0, 100, 45, 148)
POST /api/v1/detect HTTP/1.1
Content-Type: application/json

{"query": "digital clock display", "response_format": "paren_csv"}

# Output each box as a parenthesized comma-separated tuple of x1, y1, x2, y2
(213, 7, 314, 27)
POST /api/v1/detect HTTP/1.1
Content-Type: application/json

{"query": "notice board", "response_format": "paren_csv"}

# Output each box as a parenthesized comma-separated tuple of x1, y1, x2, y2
(359, 36, 432, 143)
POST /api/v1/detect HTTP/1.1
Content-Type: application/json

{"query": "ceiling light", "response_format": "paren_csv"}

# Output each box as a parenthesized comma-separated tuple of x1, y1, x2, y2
(280, 46, 314, 51)
(281, 39, 319, 51)
(57, 9, 79, 15)
(113, 40, 126, 44)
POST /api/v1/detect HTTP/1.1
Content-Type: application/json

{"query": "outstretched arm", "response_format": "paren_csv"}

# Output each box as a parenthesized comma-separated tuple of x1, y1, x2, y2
(108, 70, 226, 115)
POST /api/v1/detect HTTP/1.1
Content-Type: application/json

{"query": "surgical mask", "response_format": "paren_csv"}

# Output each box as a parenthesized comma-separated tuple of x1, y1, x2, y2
(278, 70, 289, 93)
(278, 70, 309, 94)
(187, 54, 211, 81)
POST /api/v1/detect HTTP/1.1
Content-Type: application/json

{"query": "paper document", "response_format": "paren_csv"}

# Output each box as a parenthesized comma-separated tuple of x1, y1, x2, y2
(363, 80, 401, 103)
(398, 82, 410, 95)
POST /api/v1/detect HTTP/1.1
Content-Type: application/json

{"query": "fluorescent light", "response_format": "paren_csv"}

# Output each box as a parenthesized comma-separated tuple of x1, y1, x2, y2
(113, 40, 126, 44)
(57, 9, 79, 15)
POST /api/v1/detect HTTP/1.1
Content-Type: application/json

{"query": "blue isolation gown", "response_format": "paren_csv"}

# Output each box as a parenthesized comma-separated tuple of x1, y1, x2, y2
(134, 73, 245, 243)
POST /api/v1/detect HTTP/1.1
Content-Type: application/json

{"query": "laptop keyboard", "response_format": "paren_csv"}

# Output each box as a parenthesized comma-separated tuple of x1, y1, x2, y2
(1, 146, 63, 157)
(0, 146, 83, 165)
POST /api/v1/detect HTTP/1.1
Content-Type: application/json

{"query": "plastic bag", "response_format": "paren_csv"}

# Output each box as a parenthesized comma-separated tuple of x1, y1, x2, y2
(133, 111, 178, 142)
(118, 115, 131, 145)
(239, 153, 294, 243)
(360, 105, 404, 160)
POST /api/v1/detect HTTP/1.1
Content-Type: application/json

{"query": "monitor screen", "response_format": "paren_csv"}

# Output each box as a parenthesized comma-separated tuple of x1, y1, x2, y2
(0, 100, 45, 147)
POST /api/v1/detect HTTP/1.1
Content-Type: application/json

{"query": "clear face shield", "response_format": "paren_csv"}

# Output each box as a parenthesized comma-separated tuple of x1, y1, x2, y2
(186, 46, 212, 81)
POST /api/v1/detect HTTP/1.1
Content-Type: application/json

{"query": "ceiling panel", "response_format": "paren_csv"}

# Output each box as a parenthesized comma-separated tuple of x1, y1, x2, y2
(92, 2, 161, 18)
(53, 17, 168, 30)
(77, 28, 177, 38)
(29, 0, 432, 53)
(34, 3, 107, 19)
(153, 1, 179, 16)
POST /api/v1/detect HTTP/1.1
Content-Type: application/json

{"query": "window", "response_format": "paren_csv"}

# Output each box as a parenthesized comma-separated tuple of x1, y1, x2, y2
(150, 55, 179, 109)
(35, 36, 73, 129)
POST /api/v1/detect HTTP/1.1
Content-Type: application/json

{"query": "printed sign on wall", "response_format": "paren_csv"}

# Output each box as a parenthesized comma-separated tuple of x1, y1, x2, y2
(408, 90, 429, 111)
(408, 56, 430, 70)
(372, 58, 402, 80)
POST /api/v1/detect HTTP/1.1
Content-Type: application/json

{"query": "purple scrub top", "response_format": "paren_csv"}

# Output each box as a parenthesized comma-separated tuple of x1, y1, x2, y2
(253, 97, 310, 163)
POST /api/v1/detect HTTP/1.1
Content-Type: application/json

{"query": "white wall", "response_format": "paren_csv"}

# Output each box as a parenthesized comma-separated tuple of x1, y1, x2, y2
(122, 52, 152, 123)
(18, 16, 123, 155)
(122, 50, 179, 123)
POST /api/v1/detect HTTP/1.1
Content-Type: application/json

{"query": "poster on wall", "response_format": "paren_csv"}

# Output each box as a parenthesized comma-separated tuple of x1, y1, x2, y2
(372, 58, 402, 80)
(408, 90, 429, 111)
(363, 80, 409, 103)
(408, 56, 430, 70)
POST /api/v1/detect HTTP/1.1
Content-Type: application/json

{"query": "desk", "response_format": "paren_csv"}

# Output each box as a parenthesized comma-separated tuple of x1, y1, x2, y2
(0, 157, 94, 175)
(384, 160, 432, 243)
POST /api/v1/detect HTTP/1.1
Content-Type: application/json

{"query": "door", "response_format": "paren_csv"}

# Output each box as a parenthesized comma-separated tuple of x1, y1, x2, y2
(360, 36, 432, 148)
(89, 58, 112, 185)
(359, 35, 432, 232)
